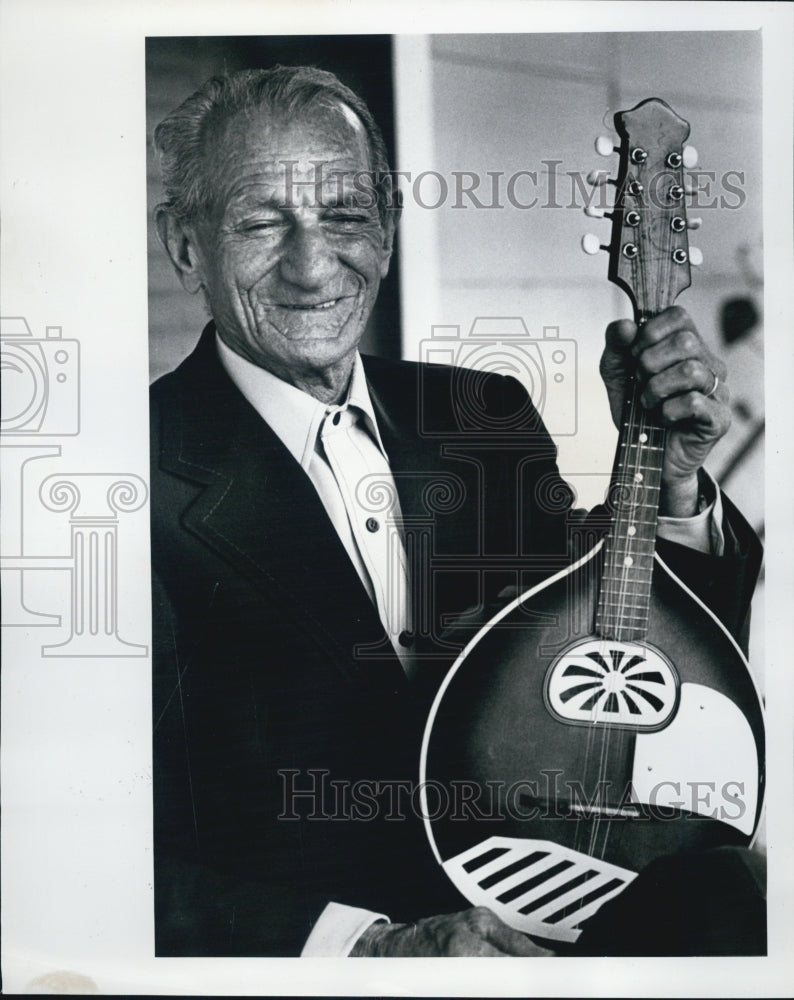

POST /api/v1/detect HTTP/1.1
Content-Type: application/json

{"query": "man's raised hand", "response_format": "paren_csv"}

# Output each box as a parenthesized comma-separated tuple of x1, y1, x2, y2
(599, 305, 731, 516)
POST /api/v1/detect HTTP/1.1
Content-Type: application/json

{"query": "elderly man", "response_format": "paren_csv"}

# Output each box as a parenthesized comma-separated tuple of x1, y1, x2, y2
(150, 66, 762, 957)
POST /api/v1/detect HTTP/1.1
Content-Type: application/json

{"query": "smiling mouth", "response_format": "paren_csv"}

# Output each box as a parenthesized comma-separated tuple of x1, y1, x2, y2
(254, 294, 360, 341)
(263, 297, 349, 312)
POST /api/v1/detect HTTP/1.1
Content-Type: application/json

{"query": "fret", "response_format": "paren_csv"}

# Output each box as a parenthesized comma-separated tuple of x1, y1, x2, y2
(596, 610, 648, 622)
(598, 600, 650, 610)
(604, 545, 656, 558)
(615, 462, 664, 472)
(615, 476, 660, 490)
(597, 629, 647, 641)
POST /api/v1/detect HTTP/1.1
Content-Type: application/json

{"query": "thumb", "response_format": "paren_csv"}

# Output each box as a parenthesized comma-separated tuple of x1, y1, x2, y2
(599, 318, 637, 427)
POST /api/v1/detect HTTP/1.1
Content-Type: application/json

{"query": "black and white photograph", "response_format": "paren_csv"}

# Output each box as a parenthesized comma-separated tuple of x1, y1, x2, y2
(2, 2, 793, 995)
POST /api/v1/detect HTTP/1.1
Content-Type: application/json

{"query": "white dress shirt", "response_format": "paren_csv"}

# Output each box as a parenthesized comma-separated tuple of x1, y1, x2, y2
(216, 333, 724, 956)
(217, 335, 415, 675)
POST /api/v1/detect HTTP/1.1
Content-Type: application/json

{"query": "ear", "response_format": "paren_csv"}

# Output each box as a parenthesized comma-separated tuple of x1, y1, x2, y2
(154, 205, 206, 295)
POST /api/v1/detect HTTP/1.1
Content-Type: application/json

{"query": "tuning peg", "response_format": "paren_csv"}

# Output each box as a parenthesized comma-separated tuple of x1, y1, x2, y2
(582, 233, 606, 255)
(584, 206, 612, 219)
(595, 135, 617, 156)
(687, 217, 703, 230)
(586, 169, 612, 187)
(689, 246, 703, 266)
(683, 145, 698, 168)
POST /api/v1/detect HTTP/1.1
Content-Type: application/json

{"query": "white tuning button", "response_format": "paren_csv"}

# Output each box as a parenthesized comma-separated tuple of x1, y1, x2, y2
(595, 135, 616, 156)
(584, 206, 609, 219)
(586, 169, 610, 187)
(689, 246, 703, 266)
(582, 233, 603, 255)
(683, 145, 698, 168)
(687, 217, 703, 230)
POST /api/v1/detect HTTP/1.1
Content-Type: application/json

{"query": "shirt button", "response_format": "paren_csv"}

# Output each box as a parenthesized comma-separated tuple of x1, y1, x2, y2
(365, 517, 379, 533)
(398, 630, 414, 648)
(332, 411, 341, 426)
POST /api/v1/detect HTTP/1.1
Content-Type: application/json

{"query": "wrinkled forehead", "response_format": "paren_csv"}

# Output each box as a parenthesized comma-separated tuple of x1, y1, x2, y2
(205, 97, 373, 187)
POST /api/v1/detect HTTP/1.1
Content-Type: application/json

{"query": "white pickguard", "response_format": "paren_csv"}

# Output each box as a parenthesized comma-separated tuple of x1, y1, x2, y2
(632, 682, 758, 835)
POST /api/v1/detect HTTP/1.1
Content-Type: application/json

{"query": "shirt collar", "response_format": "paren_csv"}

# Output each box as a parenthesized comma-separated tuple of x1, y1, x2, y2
(216, 333, 388, 470)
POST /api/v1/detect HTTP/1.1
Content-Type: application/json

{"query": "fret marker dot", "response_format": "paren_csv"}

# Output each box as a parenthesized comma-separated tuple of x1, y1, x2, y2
(624, 556, 634, 567)
(634, 473, 643, 483)
(628, 525, 636, 536)
(639, 433, 648, 443)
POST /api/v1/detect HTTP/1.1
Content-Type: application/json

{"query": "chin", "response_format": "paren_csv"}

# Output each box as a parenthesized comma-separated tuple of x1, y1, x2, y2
(287, 337, 359, 372)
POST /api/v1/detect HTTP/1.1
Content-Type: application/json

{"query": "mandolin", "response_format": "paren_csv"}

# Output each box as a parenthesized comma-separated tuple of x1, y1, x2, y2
(419, 99, 765, 946)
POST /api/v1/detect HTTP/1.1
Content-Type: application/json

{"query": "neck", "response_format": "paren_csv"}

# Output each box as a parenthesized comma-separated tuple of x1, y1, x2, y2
(216, 325, 357, 405)
(288, 358, 355, 405)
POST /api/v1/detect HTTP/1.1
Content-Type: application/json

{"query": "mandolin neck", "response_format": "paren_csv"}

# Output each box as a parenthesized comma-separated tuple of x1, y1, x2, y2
(595, 373, 666, 642)
(589, 97, 695, 644)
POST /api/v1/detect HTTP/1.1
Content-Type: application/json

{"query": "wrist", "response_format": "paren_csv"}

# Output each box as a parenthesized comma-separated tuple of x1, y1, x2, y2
(659, 473, 699, 518)
(350, 920, 404, 957)
(660, 468, 715, 519)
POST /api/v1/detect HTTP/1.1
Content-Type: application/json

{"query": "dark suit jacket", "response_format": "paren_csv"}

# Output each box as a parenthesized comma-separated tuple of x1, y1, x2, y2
(151, 323, 762, 956)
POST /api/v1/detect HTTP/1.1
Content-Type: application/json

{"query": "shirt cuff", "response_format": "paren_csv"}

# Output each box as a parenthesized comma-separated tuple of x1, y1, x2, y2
(301, 902, 389, 957)
(656, 470, 725, 556)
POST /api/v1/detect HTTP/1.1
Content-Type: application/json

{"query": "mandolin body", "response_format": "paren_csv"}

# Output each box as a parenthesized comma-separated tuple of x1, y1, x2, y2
(420, 541, 765, 943)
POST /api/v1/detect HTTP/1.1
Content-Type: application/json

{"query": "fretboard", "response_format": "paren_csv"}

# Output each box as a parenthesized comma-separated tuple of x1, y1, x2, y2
(595, 376, 666, 641)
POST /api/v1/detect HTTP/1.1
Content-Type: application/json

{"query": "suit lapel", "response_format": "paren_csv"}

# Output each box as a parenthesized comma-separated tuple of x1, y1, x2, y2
(157, 327, 407, 692)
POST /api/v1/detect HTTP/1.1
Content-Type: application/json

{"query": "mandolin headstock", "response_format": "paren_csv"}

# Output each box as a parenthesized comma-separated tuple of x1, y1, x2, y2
(585, 98, 700, 322)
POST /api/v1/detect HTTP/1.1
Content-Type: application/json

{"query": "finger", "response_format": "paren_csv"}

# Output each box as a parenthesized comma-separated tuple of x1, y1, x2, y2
(631, 305, 693, 349)
(635, 328, 726, 382)
(455, 938, 507, 957)
(642, 358, 730, 408)
(659, 390, 732, 436)
(471, 908, 553, 957)
(600, 319, 637, 391)
(604, 318, 638, 354)
(486, 926, 554, 957)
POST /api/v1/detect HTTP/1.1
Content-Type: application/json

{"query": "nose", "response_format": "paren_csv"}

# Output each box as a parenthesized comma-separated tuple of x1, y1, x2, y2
(278, 221, 337, 291)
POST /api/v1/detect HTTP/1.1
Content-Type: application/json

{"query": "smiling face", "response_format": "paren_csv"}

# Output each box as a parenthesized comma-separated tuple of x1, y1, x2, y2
(179, 100, 395, 393)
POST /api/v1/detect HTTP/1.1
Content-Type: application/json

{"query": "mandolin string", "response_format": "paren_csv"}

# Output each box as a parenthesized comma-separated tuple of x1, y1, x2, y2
(579, 141, 685, 904)
(601, 154, 677, 863)
(598, 161, 657, 862)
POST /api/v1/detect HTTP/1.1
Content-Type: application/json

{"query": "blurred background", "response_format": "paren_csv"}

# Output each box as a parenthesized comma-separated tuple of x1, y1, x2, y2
(147, 32, 764, 675)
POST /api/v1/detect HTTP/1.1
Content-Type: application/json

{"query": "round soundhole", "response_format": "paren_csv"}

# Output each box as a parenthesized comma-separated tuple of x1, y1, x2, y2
(544, 638, 679, 731)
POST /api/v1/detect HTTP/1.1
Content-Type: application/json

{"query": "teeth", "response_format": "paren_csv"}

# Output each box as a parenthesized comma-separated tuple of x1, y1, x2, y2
(283, 298, 339, 311)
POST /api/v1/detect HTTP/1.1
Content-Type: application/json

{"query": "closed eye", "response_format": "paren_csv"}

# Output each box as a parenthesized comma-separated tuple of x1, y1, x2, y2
(323, 213, 375, 229)
(240, 219, 288, 233)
